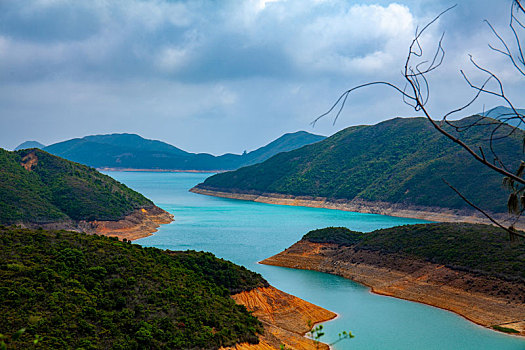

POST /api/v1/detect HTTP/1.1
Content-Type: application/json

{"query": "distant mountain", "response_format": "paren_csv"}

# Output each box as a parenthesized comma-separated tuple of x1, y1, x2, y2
(43, 131, 325, 171)
(0, 147, 160, 226)
(14, 140, 45, 150)
(43, 134, 192, 170)
(240, 131, 326, 167)
(480, 106, 525, 129)
(194, 116, 523, 216)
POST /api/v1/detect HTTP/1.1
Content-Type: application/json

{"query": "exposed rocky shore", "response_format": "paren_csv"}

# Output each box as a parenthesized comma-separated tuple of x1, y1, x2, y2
(260, 240, 525, 336)
(19, 205, 174, 241)
(190, 187, 525, 230)
(222, 286, 337, 350)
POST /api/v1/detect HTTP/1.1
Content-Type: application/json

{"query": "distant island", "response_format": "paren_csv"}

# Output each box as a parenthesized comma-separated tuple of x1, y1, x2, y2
(192, 115, 524, 228)
(21, 131, 325, 171)
(261, 223, 525, 336)
(0, 147, 173, 240)
(0, 227, 335, 349)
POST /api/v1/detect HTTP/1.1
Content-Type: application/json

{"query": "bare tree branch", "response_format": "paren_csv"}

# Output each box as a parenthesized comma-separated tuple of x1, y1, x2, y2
(442, 179, 525, 239)
(315, 2, 525, 235)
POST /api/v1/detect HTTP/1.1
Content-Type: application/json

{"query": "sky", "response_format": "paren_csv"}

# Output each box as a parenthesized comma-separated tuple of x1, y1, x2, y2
(1, 0, 523, 155)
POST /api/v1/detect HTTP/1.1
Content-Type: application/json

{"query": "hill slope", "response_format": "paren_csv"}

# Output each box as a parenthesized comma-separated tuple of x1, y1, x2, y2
(43, 131, 325, 171)
(0, 227, 266, 349)
(194, 116, 523, 220)
(0, 148, 172, 236)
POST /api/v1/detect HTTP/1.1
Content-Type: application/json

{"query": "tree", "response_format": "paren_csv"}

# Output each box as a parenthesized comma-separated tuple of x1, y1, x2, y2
(316, 1, 525, 239)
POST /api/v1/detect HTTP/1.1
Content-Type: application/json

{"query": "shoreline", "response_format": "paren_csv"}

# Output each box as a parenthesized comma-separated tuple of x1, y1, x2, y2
(260, 241, 525, 337)
(18, 206, 174, 241)
(90, 206, 174, 241)
(362, 280, 525, 339)
(223, 286, 337, 350)
(190, 187, 525, 230)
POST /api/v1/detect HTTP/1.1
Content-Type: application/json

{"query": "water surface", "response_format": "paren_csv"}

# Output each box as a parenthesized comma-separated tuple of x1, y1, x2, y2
(107, 171, 525, 350)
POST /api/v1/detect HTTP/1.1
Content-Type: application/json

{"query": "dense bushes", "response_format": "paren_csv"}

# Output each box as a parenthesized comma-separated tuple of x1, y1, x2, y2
(303, 223, 525, 280)
(0, 227, 267, 349)
(303, 227, 363, 245)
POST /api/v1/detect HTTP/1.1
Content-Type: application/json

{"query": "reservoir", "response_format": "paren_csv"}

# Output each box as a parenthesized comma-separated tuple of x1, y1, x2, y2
(107, 171, 525, 350)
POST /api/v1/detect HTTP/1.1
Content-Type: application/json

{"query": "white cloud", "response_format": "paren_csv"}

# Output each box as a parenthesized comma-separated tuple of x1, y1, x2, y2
(156, 47, 192, 72)
(290, 3, 416, 75)
(256, 0, 282, 11)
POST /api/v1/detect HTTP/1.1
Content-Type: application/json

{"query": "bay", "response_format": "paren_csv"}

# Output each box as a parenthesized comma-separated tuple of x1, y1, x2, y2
(107, 171, 525, 350)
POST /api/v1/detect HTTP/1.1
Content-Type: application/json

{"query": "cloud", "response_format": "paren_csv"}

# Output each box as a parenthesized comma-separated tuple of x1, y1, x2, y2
(289, 3, 416, 76)
(0, 0, 420, 82)
(0, 0, 524, 153)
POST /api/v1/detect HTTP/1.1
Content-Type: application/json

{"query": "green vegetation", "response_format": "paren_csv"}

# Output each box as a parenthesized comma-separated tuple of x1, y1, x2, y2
(303, 223, 525, 280)
(492, 325, 521, 334)
(197, 116, 523, 214)
(43, 131, 325, 171)
(0, 226, 267, 349)
(304, 227, 364, 245)
(0, 148, 153, 225)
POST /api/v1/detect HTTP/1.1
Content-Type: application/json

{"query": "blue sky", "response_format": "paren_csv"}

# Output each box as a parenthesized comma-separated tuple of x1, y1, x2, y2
(0, 0, 522, 154)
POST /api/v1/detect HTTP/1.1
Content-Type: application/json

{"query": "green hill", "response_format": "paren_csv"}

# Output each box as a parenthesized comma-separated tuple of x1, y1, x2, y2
(195, 116, 523, 215)
(43, 131, 325, 171)
(303, 223, 525, 281)
(0, 148, 153, 225)
(0, 226, 267, 349)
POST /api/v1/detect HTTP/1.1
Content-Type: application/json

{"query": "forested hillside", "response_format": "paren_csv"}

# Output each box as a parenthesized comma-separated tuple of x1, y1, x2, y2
(0, 148, 153, 225)
(0, 227, 267, 349)
(196, 116, 523, 215)
(303, 223, 525, 281)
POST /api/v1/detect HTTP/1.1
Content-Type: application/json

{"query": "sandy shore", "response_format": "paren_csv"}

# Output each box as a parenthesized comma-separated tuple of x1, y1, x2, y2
(190, 187, 525, 230)
(87, 206, 174, 241)
(221, 286, 337, 350)
(19, 205, 174, 241)
(260, 240, 525, 337)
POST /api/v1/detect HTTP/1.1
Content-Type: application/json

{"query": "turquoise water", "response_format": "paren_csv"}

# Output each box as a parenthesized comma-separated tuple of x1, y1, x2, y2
(107, 171, 525, 350)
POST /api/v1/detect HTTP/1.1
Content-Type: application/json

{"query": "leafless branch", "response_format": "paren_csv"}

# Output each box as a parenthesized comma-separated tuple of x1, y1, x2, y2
(315, 2, 525, 234)
(442, 179, 524, 239)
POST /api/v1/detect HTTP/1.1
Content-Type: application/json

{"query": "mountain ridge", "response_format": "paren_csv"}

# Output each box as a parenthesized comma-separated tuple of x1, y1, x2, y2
(40, 131, 326, 171)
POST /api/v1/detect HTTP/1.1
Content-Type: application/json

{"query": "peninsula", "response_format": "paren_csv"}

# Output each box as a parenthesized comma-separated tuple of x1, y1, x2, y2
(261, 224, 525, 336)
